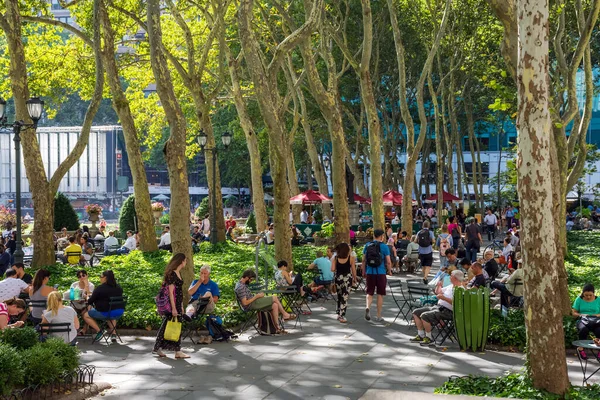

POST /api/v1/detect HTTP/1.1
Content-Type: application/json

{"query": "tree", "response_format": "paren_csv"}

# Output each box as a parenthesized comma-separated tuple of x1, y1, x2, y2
(516, 0, 569, 393)
(53, 192, 79, 231)
(118, 194, 137, 237)
(0, 0, 104, 267)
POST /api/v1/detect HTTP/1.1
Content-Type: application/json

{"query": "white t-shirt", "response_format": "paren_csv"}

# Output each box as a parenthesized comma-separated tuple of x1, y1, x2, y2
(70, 281, 95, 297)
(0, 278, 29, 302)
(300, 211, 308, 223)
(104, 236, 119, 249)
(159, 232, 171, 247)
(266, 230, 274, 244)
(438, 284, 455, 311)
(202, 218, 211, 234)
(42, 307, 77, 344)
(502, 243, 513, 258)
(124, 236, 137, 251)
(484, 214, 497, 225)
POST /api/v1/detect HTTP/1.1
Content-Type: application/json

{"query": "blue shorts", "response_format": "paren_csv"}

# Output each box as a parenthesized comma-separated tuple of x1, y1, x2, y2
(88, 308, 124, 320)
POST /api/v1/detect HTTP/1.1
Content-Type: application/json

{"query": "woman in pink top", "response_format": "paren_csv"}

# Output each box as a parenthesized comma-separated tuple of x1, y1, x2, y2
(447, 216, 462, 250)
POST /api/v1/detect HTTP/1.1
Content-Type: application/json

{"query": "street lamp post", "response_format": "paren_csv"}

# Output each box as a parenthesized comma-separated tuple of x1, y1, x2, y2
(197, 129, 231, 245)
(0, 97, 44, 265)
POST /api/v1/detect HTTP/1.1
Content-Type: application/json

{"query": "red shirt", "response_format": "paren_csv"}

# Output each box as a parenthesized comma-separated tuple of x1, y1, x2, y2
(226, 220, 237, 230)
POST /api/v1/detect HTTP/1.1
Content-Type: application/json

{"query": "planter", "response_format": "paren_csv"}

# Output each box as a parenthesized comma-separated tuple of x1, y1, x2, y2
(153, 210, 163, 225)
(87, 212, 99, 223)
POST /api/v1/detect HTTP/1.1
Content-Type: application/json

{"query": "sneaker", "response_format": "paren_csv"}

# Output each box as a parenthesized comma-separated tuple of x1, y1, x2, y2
(410, 335, 424, 342)
(423, 279, 429, 285)
(419, 337, 433, 346)
(338, 316, 347, 323)
(374, 316, 385, 323)
(94, 330, 105, 342)
(111, 334, 117, 343)
(578, 347, 588, 360)
(365, 308, 371, 321)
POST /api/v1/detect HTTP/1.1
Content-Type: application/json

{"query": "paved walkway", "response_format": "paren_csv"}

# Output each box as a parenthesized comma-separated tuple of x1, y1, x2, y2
(77, 273, 588, 400)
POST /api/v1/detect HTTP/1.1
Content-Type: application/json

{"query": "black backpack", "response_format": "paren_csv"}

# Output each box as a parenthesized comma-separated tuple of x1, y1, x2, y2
(205, 315, 236, 342)
(365, 241, 382, 269)
(257, 310, 278, 335)
(451, 226, 460, 237)
(417, 229, 431, 247)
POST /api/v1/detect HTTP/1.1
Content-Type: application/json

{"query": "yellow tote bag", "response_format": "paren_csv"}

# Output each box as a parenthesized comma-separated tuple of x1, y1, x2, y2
(164, 317, 182, 342)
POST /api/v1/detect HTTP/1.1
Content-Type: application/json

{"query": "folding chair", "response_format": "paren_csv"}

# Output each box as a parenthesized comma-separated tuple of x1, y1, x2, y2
(39, 322, 74, 344)
(65, 251, 82, 266)
(407, 281, 434, 308)
(276, 286, 304, 330)
(235, 289, 259, 334)
(387, 280, 413, 324)
(181, 297, 211, 344)
(92, 296, 127, 344)
(27, 300, 47, 326)
(432, 316, 458, 346)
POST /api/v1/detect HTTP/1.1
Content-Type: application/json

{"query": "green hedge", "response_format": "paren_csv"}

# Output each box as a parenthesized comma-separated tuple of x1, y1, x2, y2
(54, 192, 80, 231)
(119, 195, 137, 237)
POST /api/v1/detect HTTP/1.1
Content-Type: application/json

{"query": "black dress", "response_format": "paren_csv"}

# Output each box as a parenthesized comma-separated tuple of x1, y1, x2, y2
(153, 271, 183, 352)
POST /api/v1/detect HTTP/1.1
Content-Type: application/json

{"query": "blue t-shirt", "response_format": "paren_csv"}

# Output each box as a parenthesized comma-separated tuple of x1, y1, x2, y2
(362, 241, 391, 275)
(189, 279, 220, 302)
(417, 229, 435, 254)
(312, 257, 334, 281)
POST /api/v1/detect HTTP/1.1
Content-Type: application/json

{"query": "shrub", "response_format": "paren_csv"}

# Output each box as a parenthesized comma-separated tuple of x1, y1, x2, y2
(194, 197, 210, 219)
(0, 343, 24, 395)
(42, 338, 79, 374)
(246, 211, 257, 234)
(160, 214, 170, 224)
(0, 326, 38, 350)
(54, 192, 80, 231)
(119, 194, 137, 237)
(22, 344, 63, 386)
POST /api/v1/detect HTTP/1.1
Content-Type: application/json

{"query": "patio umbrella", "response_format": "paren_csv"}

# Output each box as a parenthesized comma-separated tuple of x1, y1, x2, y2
(290, 190, 332, 205)
(352, 193, 371, 204)
(382, 190, 404, 206)
(264, 193, 274, 201)
(152, 194, 170, 201)
(424, 191, 461, 204)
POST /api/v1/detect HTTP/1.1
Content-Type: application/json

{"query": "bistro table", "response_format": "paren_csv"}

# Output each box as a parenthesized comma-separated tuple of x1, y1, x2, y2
(573, 340, 600, 385)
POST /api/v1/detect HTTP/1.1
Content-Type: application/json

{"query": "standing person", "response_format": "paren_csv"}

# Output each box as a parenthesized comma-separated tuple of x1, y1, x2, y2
(417, 221, 435, 284)
(362, 229, 391, 323)
(300, 208, 308, 224)
(505, 206, 515, 229)
(465, 218, 483, 263)
(447, 216, 462, 250)
(201, 214, 211, 237)
(436, 224, 453, 269)
(331, 243, 357, 323)
(153, 253, 189, 359)
(41, 291, 79, 344)
(484, 209, 498, 241)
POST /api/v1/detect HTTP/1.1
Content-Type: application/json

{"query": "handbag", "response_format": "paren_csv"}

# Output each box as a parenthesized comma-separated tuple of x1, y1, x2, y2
(164, 317, 182, 342)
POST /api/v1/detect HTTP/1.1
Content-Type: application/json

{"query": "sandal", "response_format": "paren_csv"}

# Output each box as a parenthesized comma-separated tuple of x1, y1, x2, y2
(301, 310, 312, 315)
(153, 350, 167, 358)
(284, 313, 297, 321)
(276, 328, 288, 335)
(175, 351, 190, 359)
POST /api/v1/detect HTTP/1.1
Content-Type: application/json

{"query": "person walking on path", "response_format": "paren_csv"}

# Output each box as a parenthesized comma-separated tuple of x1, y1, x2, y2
(465, 218, 483, 263)
(417, 221, 435, 284)
(484, 209, 498, 241)
(331, 243, 357, 323)
(447, 216, 462, 250)
(436, 224, 453, 269)
(153, 253, 189, 359)
(362, 229, 391, 323)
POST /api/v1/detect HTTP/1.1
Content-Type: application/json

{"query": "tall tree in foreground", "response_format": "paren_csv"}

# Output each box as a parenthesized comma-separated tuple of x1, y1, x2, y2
(147, 0, 193, 285)
(516, 0, 569, 393)
(0, 0, 104, 267)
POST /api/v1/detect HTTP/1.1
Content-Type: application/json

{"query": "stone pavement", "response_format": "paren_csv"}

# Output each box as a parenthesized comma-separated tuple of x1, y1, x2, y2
(77, 276, 589, 400)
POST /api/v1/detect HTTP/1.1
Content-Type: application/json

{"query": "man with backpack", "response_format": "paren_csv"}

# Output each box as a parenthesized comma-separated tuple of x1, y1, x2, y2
(361, 229, 391, 323)
(417, 220, 435, 284)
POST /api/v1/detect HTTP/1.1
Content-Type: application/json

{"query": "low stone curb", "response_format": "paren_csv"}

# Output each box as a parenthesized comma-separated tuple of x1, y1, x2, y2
(56, 382, 111, 400)
(360, 390, 520, 400)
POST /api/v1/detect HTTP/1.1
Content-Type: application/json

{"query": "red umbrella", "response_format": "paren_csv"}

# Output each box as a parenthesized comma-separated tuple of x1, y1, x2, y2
(352, 193, 371, 204)
(424, 191, 461, 203)
(382, 190, 404, 206)
(290, 190, 332, 205)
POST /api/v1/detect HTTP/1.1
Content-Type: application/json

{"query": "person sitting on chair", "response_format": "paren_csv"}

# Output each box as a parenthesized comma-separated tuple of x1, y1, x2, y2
(80, 234, 94, 266)
(158, 226, 172, 251)
(482, 249, 499, 280)
(275, 260, 319, 298)
(466, 262, 486, 289)
(41, 291, 79, 345)
(401, 235, 420, 273)
(410, 270, 465, 346)
(573, 284, 600, 360)
(185, 265, 220, 318)
(63, 236, 82, 265)
(234, 269, 294, 334)
(308, 251, 334, 287)
(0, 297, 26, 330)
(103, 231, 120, 255)
(490, 258, 523, 309)
(83, 270, 124, 343)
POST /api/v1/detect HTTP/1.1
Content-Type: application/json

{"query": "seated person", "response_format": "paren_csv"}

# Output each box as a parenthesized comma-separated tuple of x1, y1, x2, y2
(120, 230, 137, 254)
(0, 244, 10, 277)
(191, 226, 204, 244)
(63, 236, 83, 265)
(490, 259, 523, 309)
(0, 297, 26, 330)
(275, 260, 319, 298)
(466, 262, 486, 289)
(308, 251, 334, 286)
(185, 265, 220, 318)
(41, 291, 79, 345)
(395, 231, 410, 255)
(410, 270, 465, 346)
(80, 234, 94, 265)
(402, 235, 420, 271)
(158, 226, 172, 251)
(482, 249, 499, 280)
(501, 237, 513, 262)
(235, 269, 294, 332)
(0, 269, 30, 302)
(573, 284, 600, 359)
(11, 263, 32, 285)
(103, 231, 120, 255)
(83, 270, 124, 343)
(29, 269, 55, 325)
(265, 224, 275, 245)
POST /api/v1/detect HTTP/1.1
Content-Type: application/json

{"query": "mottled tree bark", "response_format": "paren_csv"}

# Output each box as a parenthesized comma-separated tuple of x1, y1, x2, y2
(98, 0, 157, 252)
(516, 0, 569, 393)
(1, 0, 104, 267)
(147, 0, 193, 292)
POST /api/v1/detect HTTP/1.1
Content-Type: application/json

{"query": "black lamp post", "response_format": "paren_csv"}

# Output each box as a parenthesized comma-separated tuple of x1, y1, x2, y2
(0, 97, 44, 265)
(197, 129, 231, 245)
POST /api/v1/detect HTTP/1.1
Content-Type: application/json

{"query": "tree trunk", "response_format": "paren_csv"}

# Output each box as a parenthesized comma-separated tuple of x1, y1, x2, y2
(428, 74, 444, 220)
(147, 0, 193, 292)
(222, 45, 268, 233)
(98, 0, 157, 252)
(516, 0, 569, 393)
(1, 0, 104, 267)
(360, 0, 384, 231)
(464, 92, 481, 210)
